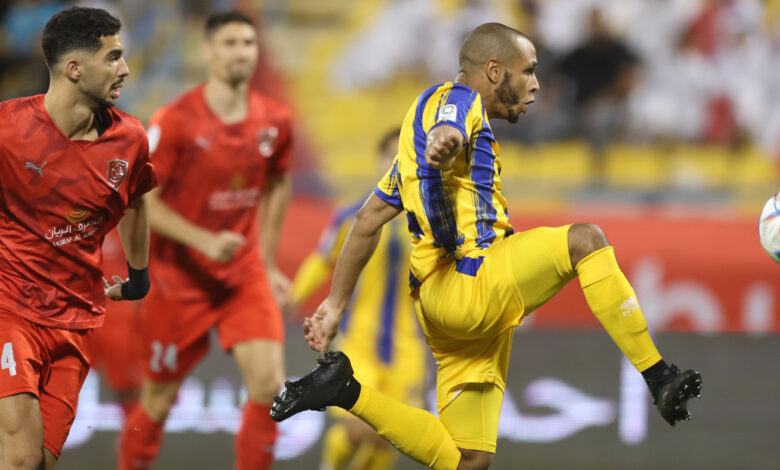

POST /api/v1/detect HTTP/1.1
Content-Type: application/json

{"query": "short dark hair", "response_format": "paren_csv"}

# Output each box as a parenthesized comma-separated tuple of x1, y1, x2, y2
(205, 11, 255, 38)
(42, 7, 122, 68)
(378, 128, 401, 155)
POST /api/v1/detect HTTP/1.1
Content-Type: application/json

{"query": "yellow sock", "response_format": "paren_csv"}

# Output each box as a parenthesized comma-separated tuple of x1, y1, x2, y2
(348, 385, 461, 470)
(353, 443, 398, 470)
(577, 246, 662, 371)
(322, 422, 355, 470)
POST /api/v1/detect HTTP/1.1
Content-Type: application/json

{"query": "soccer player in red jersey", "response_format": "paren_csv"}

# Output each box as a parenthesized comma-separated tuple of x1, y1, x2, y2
(0, 6, 156, 469)
(118, 11, 292, 470)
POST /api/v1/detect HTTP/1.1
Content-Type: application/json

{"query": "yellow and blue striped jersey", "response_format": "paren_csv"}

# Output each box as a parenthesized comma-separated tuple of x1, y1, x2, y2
(291, 202, 423, 364)
(374, 82, 514, 290)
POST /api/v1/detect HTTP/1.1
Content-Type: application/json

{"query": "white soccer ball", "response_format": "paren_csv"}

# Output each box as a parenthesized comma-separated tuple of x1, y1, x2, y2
(759, 191, 780, 263)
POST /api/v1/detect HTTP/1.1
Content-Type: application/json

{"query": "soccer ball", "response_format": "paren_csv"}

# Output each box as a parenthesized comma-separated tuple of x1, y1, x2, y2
(759, 191, 780, 263)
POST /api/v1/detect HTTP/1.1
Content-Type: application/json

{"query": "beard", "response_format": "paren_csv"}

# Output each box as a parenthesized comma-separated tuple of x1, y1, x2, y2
(81, 81, 118, 109)
(223, 62, 254, 86)
(86, 90, 116, 109)
(496, 72, 521, 123)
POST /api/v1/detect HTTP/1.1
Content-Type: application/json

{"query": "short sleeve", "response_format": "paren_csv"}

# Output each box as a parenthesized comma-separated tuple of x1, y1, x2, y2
(373, 157, 403, 208)
(127, 136, 158, 202)
(426, 84, 483, 141)
(145, 107, 181, 187)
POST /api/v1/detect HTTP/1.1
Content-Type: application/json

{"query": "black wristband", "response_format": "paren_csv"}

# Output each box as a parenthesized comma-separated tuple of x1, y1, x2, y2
(120, 263, 150, 300)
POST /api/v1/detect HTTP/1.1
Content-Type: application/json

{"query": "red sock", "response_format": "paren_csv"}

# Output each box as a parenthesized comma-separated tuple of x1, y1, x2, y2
(118, 406, 164, 470)
(235, 401, 277, 470)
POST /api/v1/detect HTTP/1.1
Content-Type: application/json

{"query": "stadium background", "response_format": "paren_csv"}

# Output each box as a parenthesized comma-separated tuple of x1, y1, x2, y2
(2, 0, 779, 468)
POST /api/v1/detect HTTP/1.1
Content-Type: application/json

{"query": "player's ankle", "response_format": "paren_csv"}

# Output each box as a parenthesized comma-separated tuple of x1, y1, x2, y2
(335, 377, 361, 410)
(641, 359, 670, 399)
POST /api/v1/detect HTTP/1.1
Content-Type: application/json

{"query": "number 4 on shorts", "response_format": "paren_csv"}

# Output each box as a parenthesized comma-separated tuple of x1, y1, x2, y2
(1, 342, 17, 377)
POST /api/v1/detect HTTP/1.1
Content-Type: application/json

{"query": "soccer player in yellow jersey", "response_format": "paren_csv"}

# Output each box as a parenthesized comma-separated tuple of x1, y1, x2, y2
(290, 130, 426, 470)
(273, 23, 702, 470)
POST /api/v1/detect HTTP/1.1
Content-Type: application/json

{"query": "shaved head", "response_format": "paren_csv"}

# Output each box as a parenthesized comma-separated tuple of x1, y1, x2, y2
(454, 23, 538, 123)
(459, 23, 529, 72)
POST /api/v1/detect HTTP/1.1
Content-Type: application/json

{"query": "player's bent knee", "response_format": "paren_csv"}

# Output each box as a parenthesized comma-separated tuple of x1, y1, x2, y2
(246, 372, 283, 403)
(457, 448, 493, 470)
(2, 446, 44, 470)
(141, 381, 180, 422)
(568, 223, 609, 268)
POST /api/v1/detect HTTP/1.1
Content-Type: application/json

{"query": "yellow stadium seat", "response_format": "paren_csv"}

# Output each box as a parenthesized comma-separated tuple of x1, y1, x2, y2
(603, 144, 667, 190)
(501, 141, 592, 189)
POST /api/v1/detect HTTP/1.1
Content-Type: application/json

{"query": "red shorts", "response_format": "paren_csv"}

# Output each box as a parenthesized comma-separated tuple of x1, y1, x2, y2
(0, 311, 91, 458)
(141, 275, 283, 382)
(90, 301, 143, 392)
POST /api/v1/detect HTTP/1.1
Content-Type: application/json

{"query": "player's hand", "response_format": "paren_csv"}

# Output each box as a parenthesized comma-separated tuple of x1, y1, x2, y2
(201, 230, 245, 262)
(103, 275, 125, 301)
(266, 265, 292, 310)
(303, 298, 342, 353)
(424, 125, 464, 170)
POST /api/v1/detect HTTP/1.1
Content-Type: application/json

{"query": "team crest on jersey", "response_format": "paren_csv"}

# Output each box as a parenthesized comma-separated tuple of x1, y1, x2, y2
(257, 127, 279, 158)
(107, 159, 129, 189)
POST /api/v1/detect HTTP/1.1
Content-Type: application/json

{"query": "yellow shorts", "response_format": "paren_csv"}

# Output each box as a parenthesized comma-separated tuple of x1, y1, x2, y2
(439, 383, 503, 453)
(415, 225, 575, 450)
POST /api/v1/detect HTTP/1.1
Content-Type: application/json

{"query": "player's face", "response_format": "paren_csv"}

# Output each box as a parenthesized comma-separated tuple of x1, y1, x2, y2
(497, 37, 539, 123)
(78, 34, 129, 108)
(205, 23, 258, 85)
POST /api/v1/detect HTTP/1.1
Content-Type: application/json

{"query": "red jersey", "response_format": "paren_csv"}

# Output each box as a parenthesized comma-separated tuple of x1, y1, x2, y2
(147, 85, 292, 300)
(0, 95, 157, 330)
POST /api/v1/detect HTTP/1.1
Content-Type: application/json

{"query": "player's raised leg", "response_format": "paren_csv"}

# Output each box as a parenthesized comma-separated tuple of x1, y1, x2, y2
(568, 222, 702, 424)
(568, 223, 662, 369)
(232, 340, 284, 470)
(273, 351, 471, 470)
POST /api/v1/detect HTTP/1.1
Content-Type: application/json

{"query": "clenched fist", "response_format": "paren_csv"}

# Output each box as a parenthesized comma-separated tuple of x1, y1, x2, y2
(424, 125, 465, 170)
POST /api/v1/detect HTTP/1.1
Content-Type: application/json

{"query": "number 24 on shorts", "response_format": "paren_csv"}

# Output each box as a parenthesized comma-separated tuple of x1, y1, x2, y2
(1, 342, 16, 377)
(150, 341, 178, 373)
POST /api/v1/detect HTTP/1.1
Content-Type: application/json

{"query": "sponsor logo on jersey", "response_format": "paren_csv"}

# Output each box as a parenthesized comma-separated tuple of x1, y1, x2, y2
(46, 208, 104, 247)
(25, 161, 47, 177)
(437, 104, 458, 123)
(257, 127, 279, 158)
(208, 187, 261, 211)
(620, 297, 640, 316)
(228, 174, 247, 190)
(65, 207, 92, 224)
(107, 159, 129, 189)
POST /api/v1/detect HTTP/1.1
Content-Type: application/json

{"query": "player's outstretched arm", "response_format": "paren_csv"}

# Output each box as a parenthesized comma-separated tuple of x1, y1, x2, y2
(424, 124, 465, 170)
(304, 193, 402, 352)
(105, 197, 151, 301)
(144, 187, 245, 262)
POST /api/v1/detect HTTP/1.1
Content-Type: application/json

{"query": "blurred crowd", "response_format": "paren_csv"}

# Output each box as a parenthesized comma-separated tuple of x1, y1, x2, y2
(0, 0, 254, 110)
(519, 0, 780, 159)
(3, 0, 780, 161)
